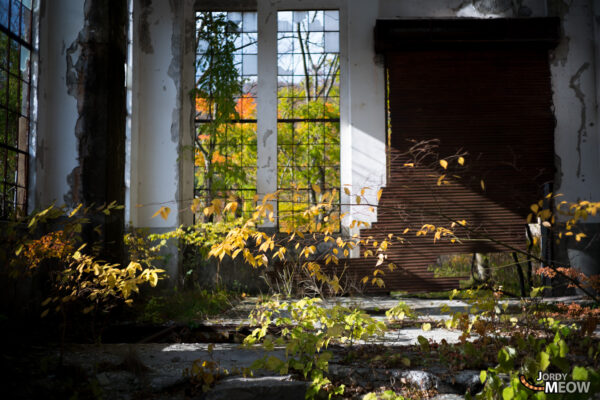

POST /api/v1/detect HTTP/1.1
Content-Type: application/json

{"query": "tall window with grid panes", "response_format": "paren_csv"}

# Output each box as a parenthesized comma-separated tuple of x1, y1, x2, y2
(277, 10, 340, 232)
(0, 0, 34, 218)
(194, 11, 258, 219)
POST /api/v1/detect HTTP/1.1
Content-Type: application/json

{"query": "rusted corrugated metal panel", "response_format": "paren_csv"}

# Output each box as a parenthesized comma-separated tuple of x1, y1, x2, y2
(346, 47, 554, 294)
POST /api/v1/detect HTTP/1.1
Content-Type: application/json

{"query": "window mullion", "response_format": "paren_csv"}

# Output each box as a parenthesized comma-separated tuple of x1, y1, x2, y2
(256, 2, 278, 227)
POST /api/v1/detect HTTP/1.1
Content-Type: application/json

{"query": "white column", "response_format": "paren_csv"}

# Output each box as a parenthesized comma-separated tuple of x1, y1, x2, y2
(256, 0, 278, 227)
(131, 0, 184, 284)
(131, 0, 181, 229)
(347, 0, 386, 229)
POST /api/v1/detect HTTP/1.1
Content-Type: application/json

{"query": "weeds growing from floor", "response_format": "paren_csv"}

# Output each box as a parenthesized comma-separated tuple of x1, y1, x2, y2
(136, 286, 239, 324)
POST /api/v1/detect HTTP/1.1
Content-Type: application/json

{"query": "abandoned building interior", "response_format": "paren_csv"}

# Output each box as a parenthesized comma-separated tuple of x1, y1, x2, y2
(2, 0, 600, 292)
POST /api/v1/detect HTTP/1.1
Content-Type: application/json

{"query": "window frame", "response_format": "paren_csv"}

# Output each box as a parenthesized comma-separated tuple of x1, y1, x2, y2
(275, 9, 341, 232)
(193, 10, 259, 219)
(0, 0, 36, 219)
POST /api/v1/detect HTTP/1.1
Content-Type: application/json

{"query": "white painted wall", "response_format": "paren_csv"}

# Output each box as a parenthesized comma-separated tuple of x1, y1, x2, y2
(36, 1, 84, 208)
(345, 0, 386, 232)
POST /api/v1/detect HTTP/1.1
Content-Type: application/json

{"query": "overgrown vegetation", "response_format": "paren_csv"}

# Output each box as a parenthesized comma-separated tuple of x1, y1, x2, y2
(136, 287, 239, 324)
(178, 165, 598, 398)
(1, 203, 166, 345)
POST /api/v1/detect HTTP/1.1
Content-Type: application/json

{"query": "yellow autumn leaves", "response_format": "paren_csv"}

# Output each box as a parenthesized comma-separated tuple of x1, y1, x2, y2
(41, 249, 165, 318)
(526, 193, 599, 243)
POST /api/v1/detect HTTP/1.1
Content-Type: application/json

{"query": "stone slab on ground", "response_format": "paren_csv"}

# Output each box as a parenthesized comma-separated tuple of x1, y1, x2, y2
(60, 340, 478, 398)
(199, 376, 308, 400)
(324, 295, 590, 315)
(430, 395, 465, 400)
(328, 364, 480, 395)
(375, 326, 470, 345)
(214, 295, 591, 323)
(62, 343, 286, 395)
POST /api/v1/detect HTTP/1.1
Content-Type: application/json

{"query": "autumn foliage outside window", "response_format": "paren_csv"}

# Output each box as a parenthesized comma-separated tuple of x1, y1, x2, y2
(194, 11, 258, 219)
(194, 10, 341, 231)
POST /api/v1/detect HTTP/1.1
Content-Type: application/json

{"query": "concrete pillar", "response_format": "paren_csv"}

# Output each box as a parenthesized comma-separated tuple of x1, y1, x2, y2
(130, 0, 181, 230)
(548, 0, 600, 285)
(129, 0, 192, 282)
(79, 1, 128, 261)
(38, 1, 128, 262)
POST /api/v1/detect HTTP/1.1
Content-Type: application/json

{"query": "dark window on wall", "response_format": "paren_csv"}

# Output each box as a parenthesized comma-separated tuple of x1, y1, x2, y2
(277, 10, 340, 232)
(0, 0, 32, 218)
(194, 11, 257, 219)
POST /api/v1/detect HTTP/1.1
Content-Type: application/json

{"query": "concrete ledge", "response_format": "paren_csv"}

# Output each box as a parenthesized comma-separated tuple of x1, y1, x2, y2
(201, 376, 308, 400)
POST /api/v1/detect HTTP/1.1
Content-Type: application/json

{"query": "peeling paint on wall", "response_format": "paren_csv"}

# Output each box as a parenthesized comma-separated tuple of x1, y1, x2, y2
(184, 13, 195, 55)
(452, 0, 515, 17)
(450, 0, 537, 17)
(64, 31, 84, 205)
(262, 129, 273, 147)
(473, 0, 513, 14)
(547, 0, 573, 19)
(569, 62, 590, 179)
(548, 0, 572, 68)
(551, 35, 570, 67)
(65, 166, 81, 206)
(139, 0, 154, 54)
(554, 153, 563, 192)
(59, 0, 128, 261)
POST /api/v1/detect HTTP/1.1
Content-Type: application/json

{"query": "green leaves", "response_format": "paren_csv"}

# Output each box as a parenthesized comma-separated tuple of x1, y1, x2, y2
(502, 386, 514, 400)
(386, 301, 416, 322)
(417, 335, 430, 352)
(265, 355, 284, 371)
(242, 297, 386, 399)
(364, 390, 404, 400)
(477, 322, 595, 400)
(538, 351, 550, 371)
(530, 286, 546, 298)
(498, 346, 517, 371)
(572, 366, 588, 381)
